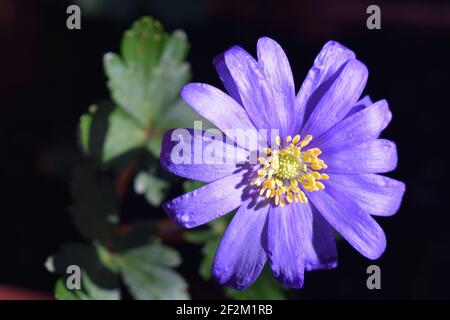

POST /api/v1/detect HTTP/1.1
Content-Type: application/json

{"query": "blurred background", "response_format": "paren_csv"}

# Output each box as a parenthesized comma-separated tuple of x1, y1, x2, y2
(0, 0, 449, 299)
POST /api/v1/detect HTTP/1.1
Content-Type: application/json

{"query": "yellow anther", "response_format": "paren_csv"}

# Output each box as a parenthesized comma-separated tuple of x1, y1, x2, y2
(274, 195, 280, 206)
(275, 179, 283, 188)
(305, 173, 315, 182)
(300, 135, 313, 147)
(254, 134, 327, 207)
(259, 187, 267, 196)
(271, 180, 277, 189)
(275, 136, 281, 146)
(311, 163, 322, 170)
(286, 192, 293, 203)
(299, 191, 307, 203)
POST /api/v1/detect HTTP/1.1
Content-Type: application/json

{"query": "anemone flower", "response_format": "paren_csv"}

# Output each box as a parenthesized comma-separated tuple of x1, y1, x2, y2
(160, 37, 405, 290)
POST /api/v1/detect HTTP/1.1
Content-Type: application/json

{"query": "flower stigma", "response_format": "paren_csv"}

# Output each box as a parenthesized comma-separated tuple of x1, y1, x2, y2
(252, 134, 329, 207)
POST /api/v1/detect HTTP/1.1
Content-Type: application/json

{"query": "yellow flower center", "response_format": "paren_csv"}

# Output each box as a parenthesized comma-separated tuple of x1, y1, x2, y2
(252, 134, 329, 207)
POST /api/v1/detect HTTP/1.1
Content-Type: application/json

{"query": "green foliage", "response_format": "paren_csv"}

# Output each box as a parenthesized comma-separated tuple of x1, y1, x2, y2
(46, 194, 189, 300)
(134, 171, 169, 207)
(47, 243, 120, 300)
(77, 16, 206, 208)
(116, 242, 188, 300)
(104, 17, 190, 126)
(114, 225, 189, 299)
(79, 103, 147, 167)
(79, 16, 202, 163)
(54, 279, 82, 300)
(182, 179, 205, 193)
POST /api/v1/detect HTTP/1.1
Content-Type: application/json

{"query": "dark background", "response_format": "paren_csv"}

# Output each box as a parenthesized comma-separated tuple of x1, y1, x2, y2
(0, 0, 449, 299)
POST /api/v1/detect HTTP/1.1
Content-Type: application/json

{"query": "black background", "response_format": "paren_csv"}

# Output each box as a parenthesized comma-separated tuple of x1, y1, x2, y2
(0, 0, 449, 299)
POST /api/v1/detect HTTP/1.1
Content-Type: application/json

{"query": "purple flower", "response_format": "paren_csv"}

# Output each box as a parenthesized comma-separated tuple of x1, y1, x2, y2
(161, 37, 405, 290)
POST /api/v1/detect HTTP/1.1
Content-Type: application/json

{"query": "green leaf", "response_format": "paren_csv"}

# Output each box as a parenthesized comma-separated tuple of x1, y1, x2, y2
(54, 279, 83, 300)
(225, 267, 286, 300)
(104, 16, 191, 126)
(146, 136, 163, 158)
(134, 171, 169, 206)
(120, 242, 181, 268)
(82, 271, 120, 300)
(117, 242, 189, 300)
(79, 103, 146, 166)
(69, 163, 119, 246)
(47, 243, 120, 300)
(184, 229, 215, 244)
(79, 110, 93, 156)
(199, 235, 220, 280)
(182, 180, 205, 193)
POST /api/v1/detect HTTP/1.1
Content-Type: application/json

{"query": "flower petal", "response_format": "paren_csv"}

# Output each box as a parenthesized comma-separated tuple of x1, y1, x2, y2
(213, 53, 243, 105)
(267, 204, 304, 288)
(345, 95, 373, 119)
(321, 139, 398, 174)
(181, 83, 260, 149)
(326, 174, 405, 216)
(300, 59, 368, 138)
(294, 41, 356, 133)
(161, 128, 248, 182)
(298, 203, 338, 271)
(308, 185, 386, 260)
(257, 37, 295, 136)
(224, 46, 280, 134)
(212, 198, 269, 290)
(311, 99, 391, 154)
(162, 171, 248, 228)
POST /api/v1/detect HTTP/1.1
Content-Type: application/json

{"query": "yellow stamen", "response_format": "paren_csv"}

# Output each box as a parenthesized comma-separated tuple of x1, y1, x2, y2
(286, 192, 293, 203)
(275, 136, 281, 146)
(253, 135, 328, 207)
